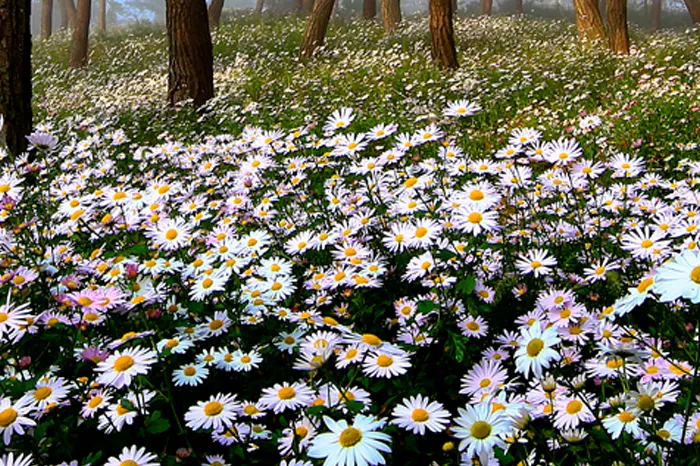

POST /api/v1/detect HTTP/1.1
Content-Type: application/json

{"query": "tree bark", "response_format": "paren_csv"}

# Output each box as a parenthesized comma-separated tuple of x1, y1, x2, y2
(68, 0, 90, 68)
(482, 0, 492, 15)
(301, 0, 313, 15)
(166, 0, 214, 108)
(254, 0, 265, 14)
(683, 0, 700, 23)
(0, 0, 32, 158)
(381, 0, 401, 32)
(41, 0, 52, 39)
(58, 0, 68, 29)
(299, 0, 334, 59)
(573, 0, 606, 42)
(209, 0, 224, 28)
(430, 0, 458, 69)
(651, 0, 660, 30)
(606, 0, 629, 54)
(97, 0, 106, 32)
(451, 0, 457, 14)
(64, 0, 76, 29)
(363, 0, 376, 18)
(515, 0, 524, 14)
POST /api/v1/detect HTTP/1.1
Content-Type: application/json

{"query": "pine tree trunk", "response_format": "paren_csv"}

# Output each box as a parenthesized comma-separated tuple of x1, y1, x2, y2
(482, 0, 492, 15)
(515, 0, 524, 14)
(683, 0, 700, 23)
(381, 0, 401, 32)
(429, 0, 458, 69)
(254, 0, 265, 14)
(573, 0, 606, 42)
(41, 0, 52, 39)
(97, 0, 106, 32)
(606, 0, 629, 54)
(363, 0, 376, 18)
(0, 0, 33, 158)
(651, 0, 660, 30)
(451, 0, 457, 14)
(301, 0, 313, 14)
(64, 0, 76, 29)
(299, 0, 334, 59)
(166, 0, 214, 108)
(68, 0, 90, 68)
(209, 0, 224, 28)
(58, 0, 68, 29)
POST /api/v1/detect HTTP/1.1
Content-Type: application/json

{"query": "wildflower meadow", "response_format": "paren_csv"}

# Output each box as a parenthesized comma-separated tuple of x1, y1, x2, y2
(1, 7, 700, 466)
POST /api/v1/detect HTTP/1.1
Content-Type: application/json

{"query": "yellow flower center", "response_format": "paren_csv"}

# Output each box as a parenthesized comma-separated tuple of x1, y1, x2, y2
(183, 366, 196, 376)
(640, 239, 654, 248)
(209, 319, 223, 330)
(120, 461, 138, 466)
(479, 378, 491, 388)
(690, 267, 700, 284)
(527, 338, 545, 357)
(468, 212, 483, 223)
(201, 278, 214, 289)
(338, 427, 363, 447)
(566, 400, 583, 415)
(88, 396, 103, 409)
(637, 278, 654, 293)
(244, 405, 259, 415)
(377, 355, 393, 367)
(470, 420, 492, 439)
(0, 408, 18, 427)
(278, 387, 296, 400)
(204, 401, 224, 417)
(165, 229, 179, 241)
(296, 426, 309, 438)
(113, 355, 135, 372)
(415, 227, 428, 238)
(619, 411, 636, 423)
(637, 395, 655, 412)
(362, 334, 382, 346)
(34, 387, 52, 400)
(411, 408, 430, 422)
(241, 356, 252, 364)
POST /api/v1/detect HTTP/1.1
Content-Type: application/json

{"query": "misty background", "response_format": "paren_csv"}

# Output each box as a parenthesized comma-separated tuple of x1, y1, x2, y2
(30, 0, 694, 34)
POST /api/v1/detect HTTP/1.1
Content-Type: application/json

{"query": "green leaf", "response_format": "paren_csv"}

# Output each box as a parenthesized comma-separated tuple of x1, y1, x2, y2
(120, 398, 136, 411)
(417, 300, 437, 315)
(457, 276, 476, 295)
(437, 248, 457, 261)
(145, 411, 171, 434)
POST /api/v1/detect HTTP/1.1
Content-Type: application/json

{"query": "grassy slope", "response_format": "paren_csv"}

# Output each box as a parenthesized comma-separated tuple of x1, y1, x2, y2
(32, 14, 699, 162)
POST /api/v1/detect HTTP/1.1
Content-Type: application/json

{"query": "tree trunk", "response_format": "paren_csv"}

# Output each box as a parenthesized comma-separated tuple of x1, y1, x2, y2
(64, 0, 76, 29)
(381, 0, 401, 32)
(58, 0, 68, 29)
(166, 0, 214, 108)
(299, 0, 334, 59)
(0, 0, 32, 158)
(515, 0, 524, 14)
(451, 0, 457, 14)
(482, 0, 492, 15)
(683, 0, 700, 23)
(41, 0, 52, 39)
(68, 0, 90, 68)
(209, 0, 224, 28)
(254, 0, 265, 14)
(573, 0, 606, 42)
(97, 0, 106, 32)
(363, 0, 376, 18)
(606, 0, 629, 54)
(651, 0, 660, 30)
(301, 0, 313, 15)
(429, 0, 458, 69)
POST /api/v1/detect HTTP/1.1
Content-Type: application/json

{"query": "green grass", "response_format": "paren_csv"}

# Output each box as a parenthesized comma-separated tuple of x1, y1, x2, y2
(32, 13, 700, 163)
